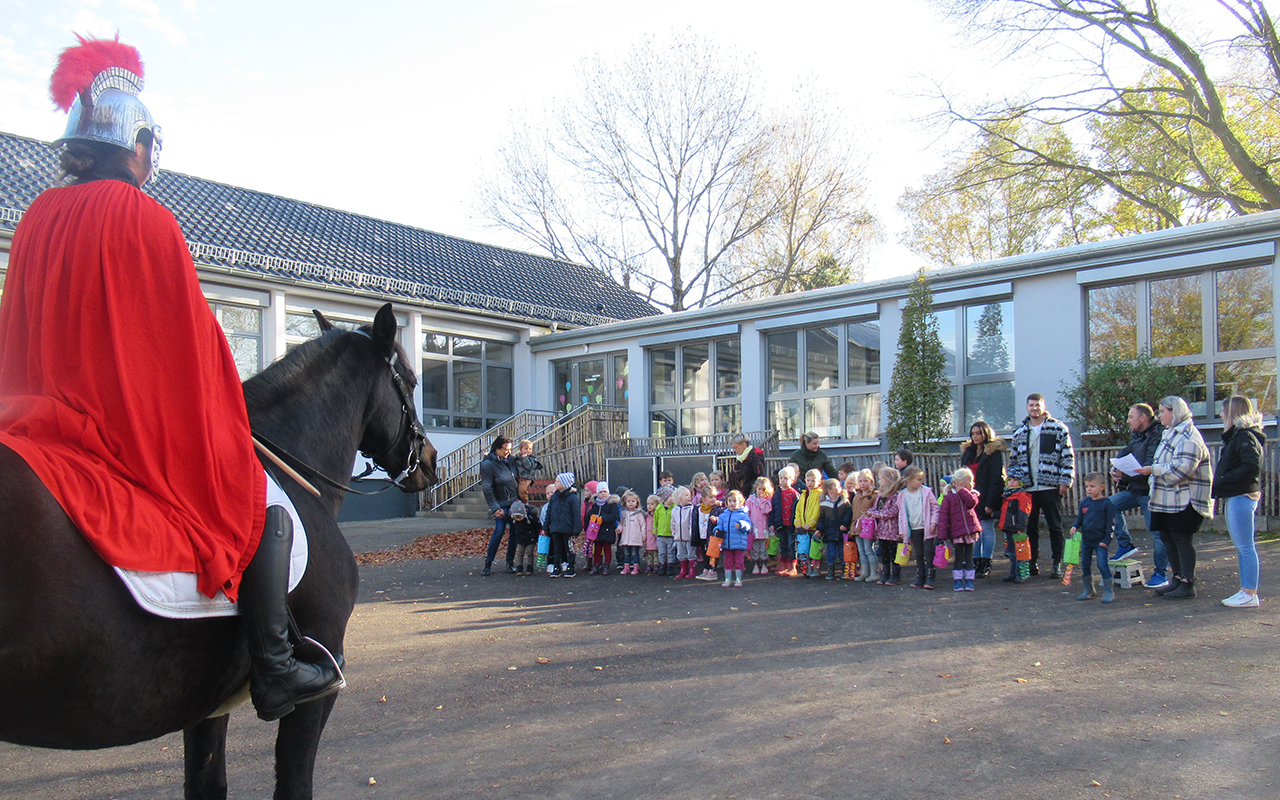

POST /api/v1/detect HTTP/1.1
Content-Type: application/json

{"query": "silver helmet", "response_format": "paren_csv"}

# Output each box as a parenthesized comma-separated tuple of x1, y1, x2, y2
(53, 40, 163, 176)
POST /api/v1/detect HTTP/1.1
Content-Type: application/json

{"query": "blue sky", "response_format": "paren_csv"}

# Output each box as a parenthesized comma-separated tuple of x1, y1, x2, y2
(1, 0, 1233, 282)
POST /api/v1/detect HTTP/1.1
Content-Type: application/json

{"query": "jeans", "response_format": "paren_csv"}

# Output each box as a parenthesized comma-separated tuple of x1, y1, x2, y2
(776, 526, 797, 560)
(1026, 488, 1065, 562)
(485, 515, 511, 564)
(1224, 495, 1260, 590)
(976, 518, 996, 560)
(1080, 540, 1109, 581)
(825, 540, 843, 567)
(1110, 490, 1167, 577)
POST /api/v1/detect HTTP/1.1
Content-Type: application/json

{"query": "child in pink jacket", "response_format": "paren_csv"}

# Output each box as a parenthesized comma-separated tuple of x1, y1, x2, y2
(936, 467, 982, 591)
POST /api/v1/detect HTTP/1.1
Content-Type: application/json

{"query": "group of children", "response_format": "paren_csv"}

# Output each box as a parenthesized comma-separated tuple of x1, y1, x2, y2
(498, 451, 1124, 601)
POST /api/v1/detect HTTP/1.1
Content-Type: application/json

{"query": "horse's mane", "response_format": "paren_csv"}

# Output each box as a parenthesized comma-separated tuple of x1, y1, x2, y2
(242, 329, 350, 413)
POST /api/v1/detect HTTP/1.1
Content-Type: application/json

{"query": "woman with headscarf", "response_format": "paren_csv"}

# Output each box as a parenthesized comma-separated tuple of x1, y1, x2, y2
(1135, 396, 1213, 600)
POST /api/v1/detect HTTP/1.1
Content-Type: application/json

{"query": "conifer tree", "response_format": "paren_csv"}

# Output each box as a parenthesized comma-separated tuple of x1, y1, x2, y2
(885, 270, 952, 450)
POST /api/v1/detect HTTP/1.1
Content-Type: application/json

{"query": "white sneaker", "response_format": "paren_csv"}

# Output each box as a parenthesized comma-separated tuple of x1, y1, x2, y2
(1222, 591, 1260, 608)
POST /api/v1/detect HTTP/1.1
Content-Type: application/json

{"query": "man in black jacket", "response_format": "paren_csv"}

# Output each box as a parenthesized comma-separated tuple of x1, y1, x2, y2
(1108, 403, 1169, 588)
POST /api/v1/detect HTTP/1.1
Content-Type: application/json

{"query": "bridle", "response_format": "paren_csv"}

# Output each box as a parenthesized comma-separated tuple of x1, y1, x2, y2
(354, 343, 426, 490)
(253, 334, 426, 496)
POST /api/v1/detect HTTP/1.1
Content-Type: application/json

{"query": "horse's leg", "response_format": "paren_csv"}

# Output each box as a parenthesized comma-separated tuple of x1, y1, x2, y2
(183, 715, 230, 800)
(272, 695, 337, 800)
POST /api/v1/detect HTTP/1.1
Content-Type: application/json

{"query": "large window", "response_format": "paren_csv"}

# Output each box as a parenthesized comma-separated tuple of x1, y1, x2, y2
(421, 332, 514, 431)
(552, 353, 628, 414)
(209, 302, 263, 380)
(931, 300, 1016, 433)
(765, 319, 881, 442)
(1087, 264, 1276, 418)
(650, 339, 740, 436)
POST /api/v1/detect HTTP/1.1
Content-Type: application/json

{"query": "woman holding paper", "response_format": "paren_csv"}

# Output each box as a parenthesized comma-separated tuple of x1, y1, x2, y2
(1135, 397, 1213, 600)
(1212, 396, 1266, 608)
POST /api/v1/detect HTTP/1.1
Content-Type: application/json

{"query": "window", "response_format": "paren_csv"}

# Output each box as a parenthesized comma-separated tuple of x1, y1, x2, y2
(209, 302, 263, 380)
(284, 311, 364, 353)
(421, 332, 515, 430)
(649, 339, 740, 436)
(766, 319, 881, 441)
(552, 353, 628, 414)
(1086, 264, 1276, 419)
(932, 300, 1016, 433)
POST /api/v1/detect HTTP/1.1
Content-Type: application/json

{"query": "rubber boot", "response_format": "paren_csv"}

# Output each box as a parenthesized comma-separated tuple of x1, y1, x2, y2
(1165, 578, 1196, 599)
(1101, 575, 1114, 604)
(826, 562, 835, 581)
(1077, 573, 1096, 601)
(910, 564, 925, 589)
(923, 567, 935, 590)
(964, 569, 976, 591)
(1050, 560, 1063, 579)
(975, 557, 991, 578)
(240, 506, 345, 722)
(953, 571, 964, 591)
(875, 562, 887, 585)
(886, 564, 902, 586)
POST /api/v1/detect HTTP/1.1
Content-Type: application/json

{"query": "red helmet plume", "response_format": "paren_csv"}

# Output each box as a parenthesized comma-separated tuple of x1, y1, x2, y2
(50, 34, 145, 112)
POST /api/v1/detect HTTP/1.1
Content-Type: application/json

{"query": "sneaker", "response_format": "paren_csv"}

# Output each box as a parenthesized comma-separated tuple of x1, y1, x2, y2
(1223, 591, 1260, 608)
(1113, 547, 1139, 561)
(1145, 574, 1170, 590)
(549, 567, 560, 579)
(563, 568, 575, 578)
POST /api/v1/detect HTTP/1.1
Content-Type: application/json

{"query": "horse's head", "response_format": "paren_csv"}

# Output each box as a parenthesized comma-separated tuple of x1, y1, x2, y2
(321, 304, 437, 493)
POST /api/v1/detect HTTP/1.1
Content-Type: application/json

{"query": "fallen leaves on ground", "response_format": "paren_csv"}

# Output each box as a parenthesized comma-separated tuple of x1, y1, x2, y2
(354, 528, 491, 566)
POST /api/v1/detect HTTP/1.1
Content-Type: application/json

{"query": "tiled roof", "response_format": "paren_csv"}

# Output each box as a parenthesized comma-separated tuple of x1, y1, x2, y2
(0, 132, 657, 326)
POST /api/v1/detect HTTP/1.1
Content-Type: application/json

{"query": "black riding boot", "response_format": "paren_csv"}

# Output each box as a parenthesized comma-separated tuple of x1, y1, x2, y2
(240, 506, 345, 721)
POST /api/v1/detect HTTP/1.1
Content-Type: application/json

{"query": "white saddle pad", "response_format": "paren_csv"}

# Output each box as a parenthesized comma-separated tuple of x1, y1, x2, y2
(114, 471, 308, 619)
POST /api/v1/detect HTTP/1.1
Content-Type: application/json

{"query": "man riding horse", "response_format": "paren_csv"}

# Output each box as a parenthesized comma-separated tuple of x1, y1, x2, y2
(0, 36, 342, 721)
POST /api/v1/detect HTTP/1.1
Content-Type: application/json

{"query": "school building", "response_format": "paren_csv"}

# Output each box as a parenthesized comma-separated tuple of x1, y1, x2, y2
(1, 130, 1275, 519)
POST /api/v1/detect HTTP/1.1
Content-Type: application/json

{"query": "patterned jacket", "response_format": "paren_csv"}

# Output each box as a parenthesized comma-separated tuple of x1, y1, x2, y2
(1149, 421, 1213, 517)
(1007, 415, 1075, 489)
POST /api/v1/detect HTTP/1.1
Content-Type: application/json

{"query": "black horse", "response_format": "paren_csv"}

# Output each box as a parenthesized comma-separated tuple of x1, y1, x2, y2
(0, 303, 436, 799)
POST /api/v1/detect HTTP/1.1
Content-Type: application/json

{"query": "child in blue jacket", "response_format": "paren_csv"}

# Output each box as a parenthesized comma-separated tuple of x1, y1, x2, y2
(1071, 472, 1121, 603)
(715, 490, 752, 587)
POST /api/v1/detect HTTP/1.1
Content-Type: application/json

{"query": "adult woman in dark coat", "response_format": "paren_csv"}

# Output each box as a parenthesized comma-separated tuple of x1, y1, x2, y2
(728, 433, 766, 496)
(1213, 395, 1266, 607)
(959, 420, 1006, 577)
(480, 436, 519, 576)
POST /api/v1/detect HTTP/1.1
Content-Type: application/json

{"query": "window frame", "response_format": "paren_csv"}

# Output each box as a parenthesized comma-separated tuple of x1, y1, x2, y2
(648, 337, 741, 437)
(419, 330, 516, 431)
(765, 317, 883, 443)
(1084, 263, 1276, 422)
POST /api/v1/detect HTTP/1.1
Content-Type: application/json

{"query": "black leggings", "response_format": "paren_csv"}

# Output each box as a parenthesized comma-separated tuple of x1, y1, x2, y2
(951, 542, 974, 571)
(1154, 505, 1204, 582)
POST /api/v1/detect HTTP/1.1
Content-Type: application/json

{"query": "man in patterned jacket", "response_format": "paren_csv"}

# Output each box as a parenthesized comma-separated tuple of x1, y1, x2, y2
(1006, 393, 1076, 578)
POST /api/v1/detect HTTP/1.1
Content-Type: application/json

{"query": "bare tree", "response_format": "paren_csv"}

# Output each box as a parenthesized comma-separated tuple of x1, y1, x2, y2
(475, 33, 875, 310)
(929, 0, 1280, 230)
(721, 92, 878, 300)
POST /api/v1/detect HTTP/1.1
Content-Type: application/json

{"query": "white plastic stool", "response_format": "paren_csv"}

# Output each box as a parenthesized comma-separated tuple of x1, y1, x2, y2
(1110, 558, 1145, 588)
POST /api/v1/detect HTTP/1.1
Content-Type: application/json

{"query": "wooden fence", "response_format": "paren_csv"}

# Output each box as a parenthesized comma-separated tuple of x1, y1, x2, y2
(748, 440, 1278, 528)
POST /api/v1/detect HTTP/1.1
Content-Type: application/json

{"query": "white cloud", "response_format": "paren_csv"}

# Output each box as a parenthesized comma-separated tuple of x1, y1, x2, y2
(119, 0, 188, 45)
(66, 8, 118, 39)
(181, 0, 198, 11)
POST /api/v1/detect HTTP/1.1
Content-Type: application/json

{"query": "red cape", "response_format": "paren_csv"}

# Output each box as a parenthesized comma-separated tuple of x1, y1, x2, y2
(0, 180, 265, 600)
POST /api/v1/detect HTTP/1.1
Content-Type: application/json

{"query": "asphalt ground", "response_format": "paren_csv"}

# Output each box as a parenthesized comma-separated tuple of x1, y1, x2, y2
(3, 529, 1279, 800)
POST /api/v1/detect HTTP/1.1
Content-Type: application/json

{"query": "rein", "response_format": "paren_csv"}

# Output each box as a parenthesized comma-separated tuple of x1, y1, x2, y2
(253, 334, 425, 498)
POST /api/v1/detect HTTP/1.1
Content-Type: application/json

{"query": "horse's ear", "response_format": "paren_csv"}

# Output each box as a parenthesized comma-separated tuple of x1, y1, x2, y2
(312, 309, 335, 332)
(371, 303, 397, 353)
